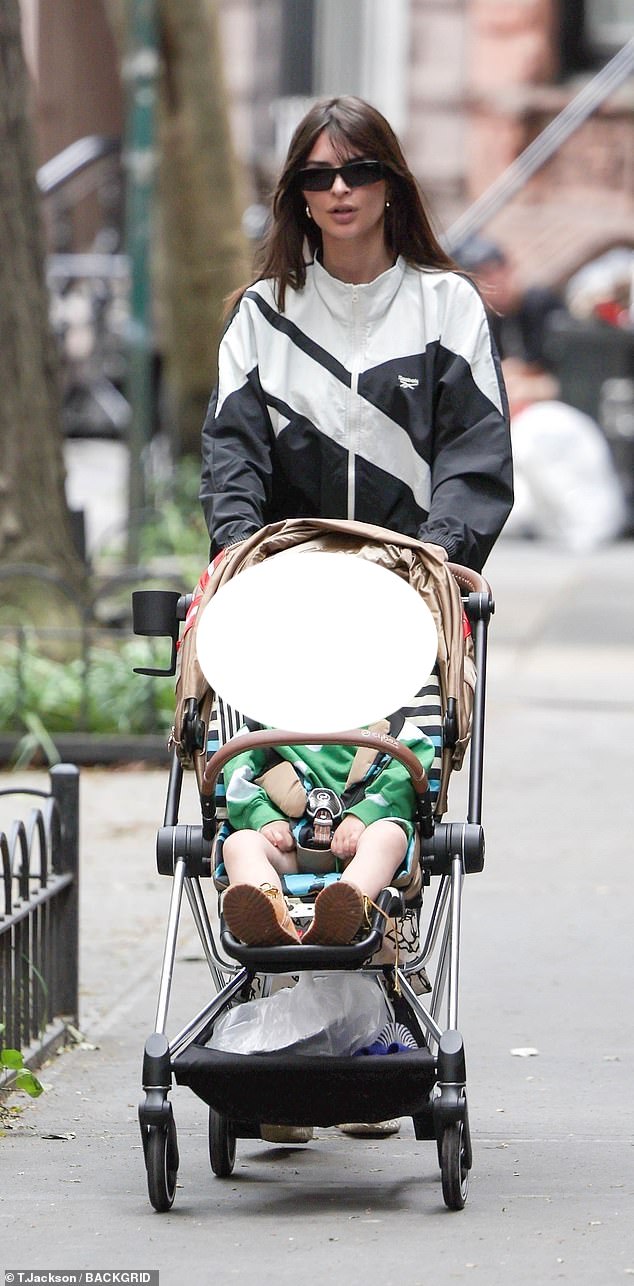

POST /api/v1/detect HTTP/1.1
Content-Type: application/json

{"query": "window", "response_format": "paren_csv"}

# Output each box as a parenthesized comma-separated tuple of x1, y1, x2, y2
(559, 0, 633, 74)
(280, 0, 316, 96)
(272, 0, 408, 163)
(585, 1, 633, 56)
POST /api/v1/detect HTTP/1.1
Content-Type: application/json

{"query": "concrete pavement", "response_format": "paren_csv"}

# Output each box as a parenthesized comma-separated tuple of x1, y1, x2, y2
(1, 535, 633, 1284)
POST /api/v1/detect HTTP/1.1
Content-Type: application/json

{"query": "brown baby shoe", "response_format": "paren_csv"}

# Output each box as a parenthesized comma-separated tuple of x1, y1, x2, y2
(222, 883, 301, 946)
(302, 881, 364, 945)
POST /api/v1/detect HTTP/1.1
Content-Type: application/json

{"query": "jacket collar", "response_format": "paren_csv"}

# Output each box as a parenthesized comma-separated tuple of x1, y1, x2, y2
(309, 254, 407, 322)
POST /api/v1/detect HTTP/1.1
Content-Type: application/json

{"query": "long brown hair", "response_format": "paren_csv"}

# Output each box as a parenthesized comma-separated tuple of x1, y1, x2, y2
(228, 96, 456, 313)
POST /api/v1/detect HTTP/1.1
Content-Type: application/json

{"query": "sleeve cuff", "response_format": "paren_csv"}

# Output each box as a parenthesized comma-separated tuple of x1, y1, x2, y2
(346, 802, 413, 840)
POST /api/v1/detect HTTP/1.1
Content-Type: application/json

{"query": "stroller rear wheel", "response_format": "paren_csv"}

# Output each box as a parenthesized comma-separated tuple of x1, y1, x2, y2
(146, 1117, 178, 1212)
(440, 1121, 469, 1210)
(208, 1107, 236, 1177)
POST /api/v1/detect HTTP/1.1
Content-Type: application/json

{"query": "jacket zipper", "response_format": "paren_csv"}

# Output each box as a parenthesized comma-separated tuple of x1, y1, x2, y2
(348, 286, 361, 519)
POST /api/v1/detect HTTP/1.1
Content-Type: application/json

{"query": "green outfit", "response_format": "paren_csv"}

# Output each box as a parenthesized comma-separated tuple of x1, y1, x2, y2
(224, 719, 434, 841)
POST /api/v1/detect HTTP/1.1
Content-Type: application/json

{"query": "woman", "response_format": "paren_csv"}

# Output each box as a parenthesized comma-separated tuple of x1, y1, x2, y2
(200, 95, 513, 573)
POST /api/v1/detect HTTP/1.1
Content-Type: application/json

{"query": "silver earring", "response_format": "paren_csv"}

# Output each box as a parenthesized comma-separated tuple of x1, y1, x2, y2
(385, 200, 391, 209)
(306, 205, 312, 219)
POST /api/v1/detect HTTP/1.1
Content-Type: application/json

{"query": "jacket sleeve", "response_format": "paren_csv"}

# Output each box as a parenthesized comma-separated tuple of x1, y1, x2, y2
(345, 727, 435, 837)
(224, 741, 288, 833)
(416, 277, 513, 572)
(200, 298, 275, 558)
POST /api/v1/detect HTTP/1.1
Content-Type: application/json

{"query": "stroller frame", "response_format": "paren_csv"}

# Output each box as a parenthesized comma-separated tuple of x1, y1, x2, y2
(133, 566, 493, 1214)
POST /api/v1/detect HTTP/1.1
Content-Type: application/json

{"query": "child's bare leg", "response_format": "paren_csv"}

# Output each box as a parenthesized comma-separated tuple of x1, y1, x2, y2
(223, 829, 299, 891)
(339, 820, 408, 900)
(303, 820, 407, 946)
(222, 830, 301, 946)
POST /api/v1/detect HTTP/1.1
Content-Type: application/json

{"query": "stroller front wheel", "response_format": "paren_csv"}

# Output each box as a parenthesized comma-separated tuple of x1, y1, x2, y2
(440, 1121, 470, 1210)
(208, 1107, 236, 1177)
(146, 1119, 178, 1212)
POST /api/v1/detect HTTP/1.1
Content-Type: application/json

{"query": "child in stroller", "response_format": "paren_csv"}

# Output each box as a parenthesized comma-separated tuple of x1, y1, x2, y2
(221, 714, 435, 947)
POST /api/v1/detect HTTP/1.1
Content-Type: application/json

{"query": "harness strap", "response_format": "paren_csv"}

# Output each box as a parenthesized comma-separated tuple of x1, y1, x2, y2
(254, 717, 400, 821)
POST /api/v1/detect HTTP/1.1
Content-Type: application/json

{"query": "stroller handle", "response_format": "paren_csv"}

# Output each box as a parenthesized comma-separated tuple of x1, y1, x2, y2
(447, 563, 491, 597)
(201, 728, 429, 799)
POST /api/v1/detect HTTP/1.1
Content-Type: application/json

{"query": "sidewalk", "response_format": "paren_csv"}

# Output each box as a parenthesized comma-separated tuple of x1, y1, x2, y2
(1, 535, 633, 1284)
(484, 533, 633, 705)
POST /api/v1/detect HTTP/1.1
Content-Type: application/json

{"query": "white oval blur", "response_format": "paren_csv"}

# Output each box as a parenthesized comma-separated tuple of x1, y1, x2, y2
(196, 550, 438, 732)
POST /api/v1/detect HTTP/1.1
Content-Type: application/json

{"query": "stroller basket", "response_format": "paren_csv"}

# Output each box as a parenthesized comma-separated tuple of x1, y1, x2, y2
(173, 1045, 438, 1127)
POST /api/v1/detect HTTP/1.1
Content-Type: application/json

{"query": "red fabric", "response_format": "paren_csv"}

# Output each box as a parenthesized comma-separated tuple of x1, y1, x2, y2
(180, 566, 212, 645)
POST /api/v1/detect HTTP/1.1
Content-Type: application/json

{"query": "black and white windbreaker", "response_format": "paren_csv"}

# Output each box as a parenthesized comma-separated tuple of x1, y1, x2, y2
(201, 256, 513, 572)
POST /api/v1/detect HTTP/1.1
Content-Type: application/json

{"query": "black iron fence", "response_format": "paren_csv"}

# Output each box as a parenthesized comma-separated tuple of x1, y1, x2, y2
(0, 765, 79, 1080)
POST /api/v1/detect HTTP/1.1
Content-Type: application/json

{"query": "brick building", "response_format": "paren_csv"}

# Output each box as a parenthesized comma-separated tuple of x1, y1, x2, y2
(20, 0, 634, 289)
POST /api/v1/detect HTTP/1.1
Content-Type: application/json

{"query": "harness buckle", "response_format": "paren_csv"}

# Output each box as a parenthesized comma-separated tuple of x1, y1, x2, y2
(305, 787, 343, 848)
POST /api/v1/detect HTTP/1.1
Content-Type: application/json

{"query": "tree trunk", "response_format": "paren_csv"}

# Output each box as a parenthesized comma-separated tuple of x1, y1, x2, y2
(106, 0, 251, 456)
(157, 0, 251, 454)
(0, 0, 85, 620)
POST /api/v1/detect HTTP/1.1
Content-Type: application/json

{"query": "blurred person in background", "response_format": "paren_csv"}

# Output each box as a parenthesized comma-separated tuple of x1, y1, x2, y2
(502, 358, 626, 551)
(455, 236, 568, 375)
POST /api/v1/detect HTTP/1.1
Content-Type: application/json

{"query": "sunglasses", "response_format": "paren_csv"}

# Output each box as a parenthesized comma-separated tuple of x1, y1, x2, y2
(297, 160, 385, 192)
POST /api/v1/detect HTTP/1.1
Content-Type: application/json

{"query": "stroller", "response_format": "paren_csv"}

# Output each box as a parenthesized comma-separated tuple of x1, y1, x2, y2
(132, 518, 494, 1213)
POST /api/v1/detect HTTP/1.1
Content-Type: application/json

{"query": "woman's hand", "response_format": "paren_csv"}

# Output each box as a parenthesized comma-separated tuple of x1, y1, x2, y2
(260, 820, 296, 852)
(331, 814, 366, 860)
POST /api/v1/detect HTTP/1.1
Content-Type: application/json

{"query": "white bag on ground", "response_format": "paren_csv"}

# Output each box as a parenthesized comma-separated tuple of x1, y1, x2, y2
(207, 972, 392, 1056)
(509, 400, 626, 552)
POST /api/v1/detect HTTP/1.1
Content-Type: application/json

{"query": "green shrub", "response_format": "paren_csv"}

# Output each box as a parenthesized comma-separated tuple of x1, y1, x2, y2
(0, 1025, 43, 1098)
(0, 634, 175, 736)
(139, 455, 209, 587)
(0, 460, 210, 745)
